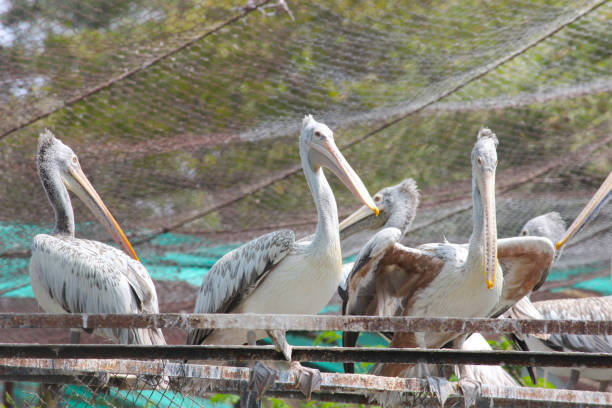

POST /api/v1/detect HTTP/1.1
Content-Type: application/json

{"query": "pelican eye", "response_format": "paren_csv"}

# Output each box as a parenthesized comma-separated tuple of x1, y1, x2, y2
(521, 230, 528, 236)
(314, 130, 322, 138)
(477, 157, 483, 166)
(72, 156, 78, 164)
(374, 194, 382, 202)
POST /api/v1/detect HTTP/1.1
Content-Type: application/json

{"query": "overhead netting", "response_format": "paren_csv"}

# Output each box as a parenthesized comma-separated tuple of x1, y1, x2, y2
(1, 0, 611, 405)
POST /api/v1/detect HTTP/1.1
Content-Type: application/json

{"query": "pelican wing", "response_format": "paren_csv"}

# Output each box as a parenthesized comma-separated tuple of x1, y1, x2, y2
(30, 234, 164, 344)
(489, 236, 554, 317)
(187, 229, 295, 345)
(342, 228, 403, 318)
(343, 238, 448, 319)
(536, 296, 612, 353)
(341, 229, 444, 373)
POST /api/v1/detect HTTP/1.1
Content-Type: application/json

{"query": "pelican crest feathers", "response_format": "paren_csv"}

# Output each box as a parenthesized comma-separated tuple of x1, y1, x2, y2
(398, 178, 420, 200)
(38, 129, 58, 159)
(477, 127, 498, 145)
(302, 114, 315, 129)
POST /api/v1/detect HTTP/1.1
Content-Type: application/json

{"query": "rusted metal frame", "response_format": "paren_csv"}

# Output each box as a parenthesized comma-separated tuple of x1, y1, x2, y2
(2, 344, 612, 368)
(0, 358, 426, 393)
(1, 313, 610, 335)
(0, 373, 112, 388)
(2, 359, 612, 407)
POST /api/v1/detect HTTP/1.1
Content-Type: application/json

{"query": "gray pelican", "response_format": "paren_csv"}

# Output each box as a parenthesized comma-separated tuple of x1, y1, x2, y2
(186, 115, 378, 398)
(510, 295, 612, 390)
(341, 129, 554, 378)
(509, 172, 612, 390)
(335, 179, 420, 372)
(29, 130, 165, 345)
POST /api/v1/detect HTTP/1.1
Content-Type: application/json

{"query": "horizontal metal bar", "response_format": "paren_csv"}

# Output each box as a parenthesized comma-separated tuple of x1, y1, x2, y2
(1, 344, 611, 368)
(1, 313, 610, 335)
(1, 358, 611, 407)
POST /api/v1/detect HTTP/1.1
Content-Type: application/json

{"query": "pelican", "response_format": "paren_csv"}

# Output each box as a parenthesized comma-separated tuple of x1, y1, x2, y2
(510, 295, 612, 390)
(186, 115, 378, 399)
(335, 179, 420, 372)
(341, 128, 554, 378)
(336, 178, 420, 299)
(508, 172, 612, 390)
(29, 130, 165, 345)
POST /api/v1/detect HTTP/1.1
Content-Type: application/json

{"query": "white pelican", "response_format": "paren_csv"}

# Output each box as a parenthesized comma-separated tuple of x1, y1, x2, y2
(186, 115, 378, 398)
(341, 129, 554, 378)
(29, 130, 165, 345)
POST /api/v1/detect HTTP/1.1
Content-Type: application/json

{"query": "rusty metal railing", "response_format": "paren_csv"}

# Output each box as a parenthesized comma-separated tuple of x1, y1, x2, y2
(2, 344, 612, 368)
(1, 358, 611, 407)
(1, 313, 610, 335)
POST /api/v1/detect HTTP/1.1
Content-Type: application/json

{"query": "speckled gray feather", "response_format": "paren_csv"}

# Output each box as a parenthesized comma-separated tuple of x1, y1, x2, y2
(187, 229, 295, 345)
(531, 296, 612, 353)
(30, 235, 165, 345)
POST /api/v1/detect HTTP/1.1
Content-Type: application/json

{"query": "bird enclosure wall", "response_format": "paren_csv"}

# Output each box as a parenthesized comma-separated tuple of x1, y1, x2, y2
(0, 0, 611, 405)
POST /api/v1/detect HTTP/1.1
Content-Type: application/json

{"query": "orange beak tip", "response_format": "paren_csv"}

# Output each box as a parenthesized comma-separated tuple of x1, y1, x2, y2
(555, 242, 562, 251)
(486, 281, 494, 290)
(373, 206, 380, 216)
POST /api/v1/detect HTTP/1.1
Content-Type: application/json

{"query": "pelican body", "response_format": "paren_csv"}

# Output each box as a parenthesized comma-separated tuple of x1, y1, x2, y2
(29, 130, 164, 345)
(341, 129, 554, 378)
(508, 174, 612, 390)
(511, 295, 612, 389)
(336, 178, 420, 302)
(457, 333, 519, 387)
(187, 116, 378, 398)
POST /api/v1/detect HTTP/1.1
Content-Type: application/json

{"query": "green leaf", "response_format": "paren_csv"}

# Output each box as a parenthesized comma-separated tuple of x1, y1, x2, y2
(522, 376, 556, 389)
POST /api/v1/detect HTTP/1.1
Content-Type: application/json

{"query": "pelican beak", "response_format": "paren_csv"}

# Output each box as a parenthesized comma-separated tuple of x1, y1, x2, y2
(339, 204, 380, 231)
(478, 170, 498, 289)
(338, 203, 385, 240)
(556, 171, 612, 251)
(66, 166, 140, 261)
(310, 138, 379, 215)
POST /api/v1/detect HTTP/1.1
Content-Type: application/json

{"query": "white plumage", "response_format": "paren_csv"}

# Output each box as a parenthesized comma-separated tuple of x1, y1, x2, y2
(29, 130, 164, 345)
(30, 235, 164, 344)
(187, 116, 378, 399)
(459, 333, 519, 387)
(341, 129, 554, 379)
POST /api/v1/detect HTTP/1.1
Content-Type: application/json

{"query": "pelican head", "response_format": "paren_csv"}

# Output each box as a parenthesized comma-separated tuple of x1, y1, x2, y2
(556, 171, 612, 251)
(37, 130, 139, 260)
(520, 212, 566, 243)
(472, 128, 498, 289)
(301, 115, 378, 215)
(339, 178, 419, 239)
